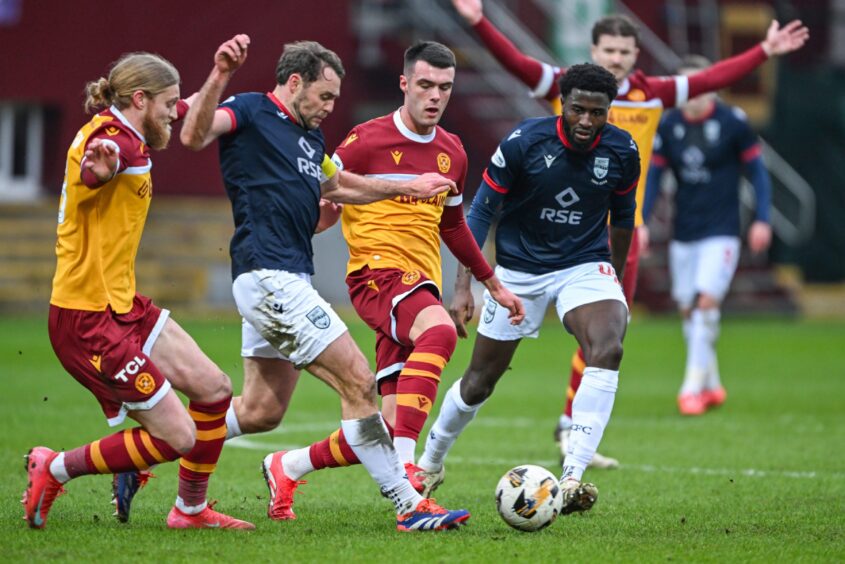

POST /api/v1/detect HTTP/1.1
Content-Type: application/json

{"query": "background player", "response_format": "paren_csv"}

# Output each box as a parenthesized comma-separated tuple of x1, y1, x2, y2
(450, 0, 808, 466)
(23, 37, 254, 530)
(417, 64, 640, 513)
(263, 41, 523, 513)
(642, 55, 772, 416)
(176, 37, 471, 532)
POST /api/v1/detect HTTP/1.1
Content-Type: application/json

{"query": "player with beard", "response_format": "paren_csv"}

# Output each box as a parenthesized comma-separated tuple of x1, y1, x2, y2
(417, 64, 640, 513)
(261, 41, 523, 513)
(22, 36, 256, 530)
(449, 0, 808, 468)
(170, 39, 470, 532)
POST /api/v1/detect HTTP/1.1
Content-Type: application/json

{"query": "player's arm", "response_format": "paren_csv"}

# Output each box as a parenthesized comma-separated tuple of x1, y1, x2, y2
(609, 146, 641, 280)
(642, 133, 669, 224)
(650, 20, 809, 107)
(735, 117, 773, 254)
(441, 191, 523, 336)
(450, 177, 508, 336)
(452, 0, 561, 100)
(180, 34, 250, 150)
(320, 167, 455, 205)
(79, 126, 141, 188)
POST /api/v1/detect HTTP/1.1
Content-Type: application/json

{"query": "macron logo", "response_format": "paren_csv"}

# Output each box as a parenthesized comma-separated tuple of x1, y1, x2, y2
(544, 154, 557, 168)
(507, 129, 522, 141)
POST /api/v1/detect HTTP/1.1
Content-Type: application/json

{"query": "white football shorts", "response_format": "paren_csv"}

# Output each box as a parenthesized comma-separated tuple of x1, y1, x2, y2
(669, 236, 741, 308)
(478, 263, 627, 341)
(232, 269, 347, 369)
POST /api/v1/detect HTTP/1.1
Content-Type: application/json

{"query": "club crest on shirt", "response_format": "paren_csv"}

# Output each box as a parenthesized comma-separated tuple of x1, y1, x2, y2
(704, 120, 721, 144)
(593, 157, 609, 179)
(402, 270, 421, 285)
(437, 153, 451, 173)
(306, 306, 331, 329)
(135, 372, 156, 395)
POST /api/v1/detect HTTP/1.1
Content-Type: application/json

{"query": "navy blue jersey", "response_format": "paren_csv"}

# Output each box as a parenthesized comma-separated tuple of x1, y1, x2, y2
(218, 92, 327, 278)
(649, 102, 769, 241)
(472, 116, 639, 274)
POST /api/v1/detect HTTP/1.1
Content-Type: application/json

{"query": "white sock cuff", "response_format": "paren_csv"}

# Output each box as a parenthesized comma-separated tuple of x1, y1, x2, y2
(341, 413, 389, 446)
(582, 367, 619, 393)
(225, 404, 242, 440)
(450, 378, 482, 412)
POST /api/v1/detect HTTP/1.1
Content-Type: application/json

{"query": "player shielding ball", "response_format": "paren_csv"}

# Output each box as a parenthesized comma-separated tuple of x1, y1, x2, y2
(417, 63, 640, 513)
(450, 0, 808, 467)
(262, 41, 523, 512)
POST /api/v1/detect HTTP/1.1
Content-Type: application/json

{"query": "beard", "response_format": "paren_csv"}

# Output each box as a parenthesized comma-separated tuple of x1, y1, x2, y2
(143, 111, 172, 150)
(563, 118, 601, 151)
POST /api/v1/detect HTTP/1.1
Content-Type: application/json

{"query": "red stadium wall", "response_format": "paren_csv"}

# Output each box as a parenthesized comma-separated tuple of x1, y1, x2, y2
(0, 0, 358, 197)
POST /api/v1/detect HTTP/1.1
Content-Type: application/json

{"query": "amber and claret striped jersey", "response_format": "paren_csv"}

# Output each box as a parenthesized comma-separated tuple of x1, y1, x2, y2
(471, 15, 770, 227)
(51, 106, 156, 314)
(331, 110, 469, 290)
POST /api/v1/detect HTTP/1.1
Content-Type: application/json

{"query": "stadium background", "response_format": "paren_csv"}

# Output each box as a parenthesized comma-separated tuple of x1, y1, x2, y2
(0, 0, 842, 316)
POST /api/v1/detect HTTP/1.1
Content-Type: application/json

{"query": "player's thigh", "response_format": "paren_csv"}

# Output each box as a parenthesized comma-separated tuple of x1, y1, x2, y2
(240, 356, 300, 422)
(150, 317, 230, 402)
(669, 240, 698, 308)
(693, 236, 741, 304)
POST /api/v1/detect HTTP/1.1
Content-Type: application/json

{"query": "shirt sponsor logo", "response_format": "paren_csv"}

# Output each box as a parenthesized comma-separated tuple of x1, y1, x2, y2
(297, 158, 322, 179)
(391, 150, 403, 165)
(298, 137, 316, 159)
(540, 187, 582, 225)
(437, 152, 451, 174)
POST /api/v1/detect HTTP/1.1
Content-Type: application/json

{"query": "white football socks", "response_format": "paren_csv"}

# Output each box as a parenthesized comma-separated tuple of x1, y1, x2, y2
(341, 414, 421, 514)
(418, 379, 484, 472)
(393, 437, 416, 466)
(49, 452, 70, 484)
(224, 404, 243, 440)
(562, 367, 618, 482)
(682, 308, 720, 395)
(279, 447, 315, 480)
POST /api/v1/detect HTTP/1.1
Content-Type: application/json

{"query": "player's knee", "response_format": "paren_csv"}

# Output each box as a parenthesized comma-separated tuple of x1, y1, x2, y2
(198, 370, 232, 403)
(245, 404, 285, 433)
(588, 340, 624, 370)
(460, 370, 495, 405)
(166, 421, 197, 455)
(341, 355, 377, 403)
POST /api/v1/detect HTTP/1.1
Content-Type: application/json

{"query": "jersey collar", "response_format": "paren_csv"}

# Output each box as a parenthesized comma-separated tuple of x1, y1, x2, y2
(556, 116, 601, 153)
(109, 105, 146, 144)
(266, 92, 299, 125)
(393, 109, 436, 143)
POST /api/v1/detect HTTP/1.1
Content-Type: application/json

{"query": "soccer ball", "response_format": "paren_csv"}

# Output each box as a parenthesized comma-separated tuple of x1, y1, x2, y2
(495, 464, 563, 532)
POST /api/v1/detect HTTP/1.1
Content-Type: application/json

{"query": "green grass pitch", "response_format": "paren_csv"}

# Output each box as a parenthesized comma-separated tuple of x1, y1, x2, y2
(1, 313, 843, 562)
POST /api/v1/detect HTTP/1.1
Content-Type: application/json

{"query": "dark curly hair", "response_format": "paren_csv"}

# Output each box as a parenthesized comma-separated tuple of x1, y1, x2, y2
(558, 63, 618, 103)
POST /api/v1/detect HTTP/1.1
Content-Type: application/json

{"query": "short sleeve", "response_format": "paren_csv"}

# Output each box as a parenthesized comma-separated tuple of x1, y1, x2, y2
(482, 127, 524, 194)
(218, 94, 251, 133)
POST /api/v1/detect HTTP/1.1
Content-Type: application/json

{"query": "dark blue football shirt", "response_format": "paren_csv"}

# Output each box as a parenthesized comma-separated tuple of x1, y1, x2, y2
(218, 92, 328, 278)
(469, 116, 640, 274)
(647, 102, 770, 241)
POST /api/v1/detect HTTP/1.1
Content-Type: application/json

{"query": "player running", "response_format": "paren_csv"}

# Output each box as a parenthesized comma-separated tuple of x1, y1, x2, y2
(417, 63, 640, 513)
(23, 36, 254, 530)
(449, 0, 808, 467)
